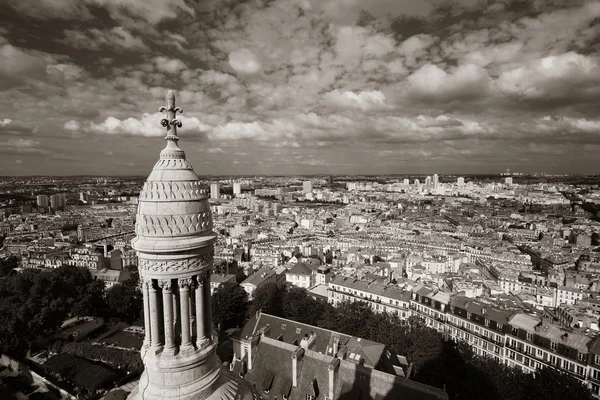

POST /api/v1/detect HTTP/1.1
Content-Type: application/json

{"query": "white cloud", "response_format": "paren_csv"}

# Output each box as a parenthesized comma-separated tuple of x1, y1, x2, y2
(323, 89, 388, 111)
(153, 56, 187, 75)
(406, 63, 491, 102)
(90, 112, 210, 137)
(228, 48, 261, 74)
(64, 120, 81, 131)
(210, 121, 274, 141)
(0, 119, 11, 127)
(496, 52, 600, 99)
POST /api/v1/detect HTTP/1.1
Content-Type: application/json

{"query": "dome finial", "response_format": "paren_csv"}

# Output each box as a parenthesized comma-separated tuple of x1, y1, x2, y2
(159, 90, 183, 141)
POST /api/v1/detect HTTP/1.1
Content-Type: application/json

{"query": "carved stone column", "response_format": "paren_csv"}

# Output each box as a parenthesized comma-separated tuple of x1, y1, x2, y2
(142, 278, 151, 348)
(189, 295, 194, 341)
(204, 271, 213, 341)
(179, 278, 193, 350)
(149, 280, 162, 350)
(160, 279, 176, 354)
(195, 273, 206, 347)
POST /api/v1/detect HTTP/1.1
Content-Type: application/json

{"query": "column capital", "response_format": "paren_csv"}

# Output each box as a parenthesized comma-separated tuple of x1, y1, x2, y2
(196, 272, 209, 286)
(178, 277, 193, 289)
(142, 278, 153, 289)
(158, 279, 172, 291)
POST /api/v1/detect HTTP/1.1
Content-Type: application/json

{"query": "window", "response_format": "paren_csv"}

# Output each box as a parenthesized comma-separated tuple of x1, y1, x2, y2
(485, 319, 490, 327)
(551, 341, 557, 351)
(526, 332, 533, 341)
(467, 312, 472, 319)
(578, 353, 586, 362)
(497, 324, 503, 331)
(511, 327, 518, 336)
(595, 355, 600, 365)
(307, 395, 315, 400)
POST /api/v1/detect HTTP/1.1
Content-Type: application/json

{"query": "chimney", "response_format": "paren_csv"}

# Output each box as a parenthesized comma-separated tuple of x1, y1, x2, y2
(292, 347, 305, 388)
(245, 340, 253, 371)
(300, 332, 317, 350)
(337, 345, 348, 360)
(332, 334, 340, 357)
(328, 358, 340, 400)
(103, 243, 108, 257)
(247, 332, 262, 371)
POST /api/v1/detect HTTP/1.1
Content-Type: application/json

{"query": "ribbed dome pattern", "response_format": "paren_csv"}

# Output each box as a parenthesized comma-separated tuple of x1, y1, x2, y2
(133, 90, 213, 241)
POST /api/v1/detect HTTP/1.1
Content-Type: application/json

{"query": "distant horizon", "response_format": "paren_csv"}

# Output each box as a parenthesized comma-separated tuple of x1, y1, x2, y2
(0, 173, 594, 178)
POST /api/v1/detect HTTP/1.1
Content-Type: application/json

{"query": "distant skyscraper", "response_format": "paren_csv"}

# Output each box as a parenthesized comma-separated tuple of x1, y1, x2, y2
(36, 195, 49, 207)
(414, 179, 420, 187)
(303, 180, 313, 193)
(77, 225, 86, 242)
(210, 183, 220, 199)
(403, 178, 410, 186)
(425, 176, 432, 189)
(433, 174, 439, 188)
(457, 177, 465, 187)
(233, 182, 241, 196)
(50, 193, 66, 209)
(505, 177, 513, 186)
(329, 175, 334, 184)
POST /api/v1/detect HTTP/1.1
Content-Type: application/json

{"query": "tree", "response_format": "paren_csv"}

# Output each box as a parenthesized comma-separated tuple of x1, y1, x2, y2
(73, 279, 105, 317)
(250, 282, 285, 317)
(0, 266, 103, 357)
(212, 282, 248, 333)
(282, 287, 328, 326)
(0, 256, 18, 277)
(523, 367, 594, 400)
(105, 282, 142, 323)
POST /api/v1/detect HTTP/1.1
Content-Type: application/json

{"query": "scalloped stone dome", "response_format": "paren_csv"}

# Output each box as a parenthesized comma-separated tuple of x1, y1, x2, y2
(132, 92, 216, 254)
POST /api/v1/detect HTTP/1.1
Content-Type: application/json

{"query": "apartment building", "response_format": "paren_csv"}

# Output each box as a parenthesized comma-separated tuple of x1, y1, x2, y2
(328, 276, 411, 319)
(285, 262, 315, 289)
(327, 276, 600, 396)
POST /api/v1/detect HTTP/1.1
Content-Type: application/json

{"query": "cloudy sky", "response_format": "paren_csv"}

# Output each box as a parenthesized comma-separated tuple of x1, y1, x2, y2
(1, 0, 600, 176)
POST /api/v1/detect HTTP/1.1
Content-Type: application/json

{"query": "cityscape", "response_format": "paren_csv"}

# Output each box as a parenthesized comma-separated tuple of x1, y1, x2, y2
(2, 1, 600, 400)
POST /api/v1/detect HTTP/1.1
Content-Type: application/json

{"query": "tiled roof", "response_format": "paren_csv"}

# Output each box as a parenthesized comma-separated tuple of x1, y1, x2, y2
(245, 337, 448, 400)
(509, 313, 591, 353)
(330, 276, 409, 301)
(241, 267, 275, 288)
(450, 295, 513, 325)
(242, 313, 387, 369)
(287, 262, 313, 276)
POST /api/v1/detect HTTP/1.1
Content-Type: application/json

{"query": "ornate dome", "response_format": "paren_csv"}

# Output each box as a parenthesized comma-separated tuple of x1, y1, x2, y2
(132, 90, 216, 255)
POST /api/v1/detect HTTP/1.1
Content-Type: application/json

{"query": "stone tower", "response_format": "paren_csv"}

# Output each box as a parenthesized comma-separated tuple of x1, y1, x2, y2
(127, 91, 257, 400)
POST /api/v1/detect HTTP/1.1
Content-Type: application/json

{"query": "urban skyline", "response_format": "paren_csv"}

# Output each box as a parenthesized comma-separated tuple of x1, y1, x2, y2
(2, 0, 600, 176)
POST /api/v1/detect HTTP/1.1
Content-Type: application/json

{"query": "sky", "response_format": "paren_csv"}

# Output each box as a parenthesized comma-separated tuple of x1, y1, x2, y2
(1, 0, 600, 176)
